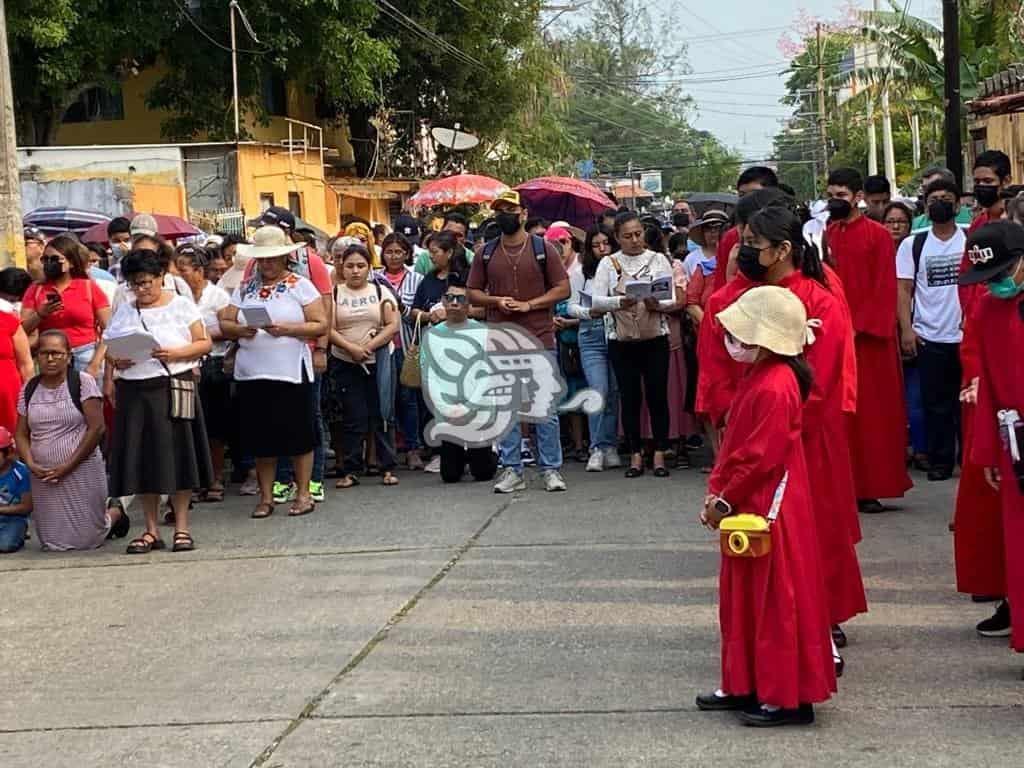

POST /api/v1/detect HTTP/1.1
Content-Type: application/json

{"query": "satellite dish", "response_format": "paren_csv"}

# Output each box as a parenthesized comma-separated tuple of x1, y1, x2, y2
(432, 124, 479, 151)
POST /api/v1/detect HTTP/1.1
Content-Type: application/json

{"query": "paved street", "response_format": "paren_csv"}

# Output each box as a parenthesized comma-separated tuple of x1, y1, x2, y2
(2, 463, 1022, 767)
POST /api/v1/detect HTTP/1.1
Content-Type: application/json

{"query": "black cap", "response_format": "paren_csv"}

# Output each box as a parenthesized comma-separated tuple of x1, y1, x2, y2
(393, 214, 420, 239)
(257, 205, 296, 231)
(960, 221, 1024, 286)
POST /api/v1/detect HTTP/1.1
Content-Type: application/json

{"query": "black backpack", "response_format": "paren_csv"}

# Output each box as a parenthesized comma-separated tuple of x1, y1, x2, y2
(481, 234, 550, 290)
(24, 369, 84, 413)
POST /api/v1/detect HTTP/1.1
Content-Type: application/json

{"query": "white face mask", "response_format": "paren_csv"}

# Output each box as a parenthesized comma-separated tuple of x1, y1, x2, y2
(724, 333, 759, 364)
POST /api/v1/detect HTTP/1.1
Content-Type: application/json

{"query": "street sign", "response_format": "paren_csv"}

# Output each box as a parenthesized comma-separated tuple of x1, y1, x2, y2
(640, 171, 662, 195)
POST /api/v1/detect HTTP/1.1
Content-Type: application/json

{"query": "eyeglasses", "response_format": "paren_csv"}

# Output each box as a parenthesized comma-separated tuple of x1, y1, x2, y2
(443, 293, 469, 305)
(38, 350, 68, 360)
(884, 219, 909, 227)
(130, 278, 158, 291)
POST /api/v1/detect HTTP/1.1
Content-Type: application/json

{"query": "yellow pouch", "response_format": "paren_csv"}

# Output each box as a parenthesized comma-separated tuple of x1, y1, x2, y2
(719, 514, 772, 558)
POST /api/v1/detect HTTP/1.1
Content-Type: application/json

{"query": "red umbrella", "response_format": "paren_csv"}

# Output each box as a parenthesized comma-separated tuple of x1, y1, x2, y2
(81, 213, 201, 245)
(515, 176, 616, 229)
(408, 174, 509, 209)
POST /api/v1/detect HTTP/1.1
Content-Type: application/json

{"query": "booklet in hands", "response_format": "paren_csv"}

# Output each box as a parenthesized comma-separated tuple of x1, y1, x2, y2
(624, 275, 673, 301)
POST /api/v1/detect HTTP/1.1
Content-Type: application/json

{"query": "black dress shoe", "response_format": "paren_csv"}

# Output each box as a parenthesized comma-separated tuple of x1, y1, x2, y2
(835, 655, 845, 678)
(927, 467, 954, 481)
(858, 498, 885, 514)
(831, 624, 847, 648)
(695, 692, 756, 711)
(737, 703, 815, 727)
(972, 594, 1004, 603)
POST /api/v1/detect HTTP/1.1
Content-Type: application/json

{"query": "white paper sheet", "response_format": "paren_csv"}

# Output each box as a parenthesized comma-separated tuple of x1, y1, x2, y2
(240, 305, 273, 328)
(104, 331, 159, 363)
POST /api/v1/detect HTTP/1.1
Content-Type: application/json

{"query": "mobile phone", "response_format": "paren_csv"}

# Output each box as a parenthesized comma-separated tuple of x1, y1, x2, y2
(46, 291, 60, 305)
(713, 498, 732, 517)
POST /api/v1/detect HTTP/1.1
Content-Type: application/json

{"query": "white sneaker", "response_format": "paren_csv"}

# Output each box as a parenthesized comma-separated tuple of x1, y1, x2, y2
(542, 469, 567, 492)
(239, 475, 259, 496)
(586, 448, 605, 472)
(603, 447, 622, 469)
(494, 467, 527, 494)
(423, 455, 441, 474)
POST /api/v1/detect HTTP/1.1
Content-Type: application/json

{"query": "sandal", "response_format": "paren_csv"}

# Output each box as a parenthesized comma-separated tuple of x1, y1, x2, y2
(126, 531, 165, 554)
(365, 465, 382, 477)
(653, 466, 670, 478)
(289, 499, 316, 517)
(172, 531, 195, 552)
(336, 475, 360, 489)
(382, 472, 399, 487)
(251, 502, 275, 519)
(205, 485, 225, 503)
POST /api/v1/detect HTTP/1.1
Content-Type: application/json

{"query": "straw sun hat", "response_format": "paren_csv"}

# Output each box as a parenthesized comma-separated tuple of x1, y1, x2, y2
(716, 285, 808, 357)
(237, 225, 305, 259)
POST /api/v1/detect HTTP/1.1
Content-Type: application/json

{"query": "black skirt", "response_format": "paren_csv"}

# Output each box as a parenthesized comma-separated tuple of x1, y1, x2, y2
(108, 374, 214, 496)
(200, 356, 232, 441)
(236, 378, 316, 458)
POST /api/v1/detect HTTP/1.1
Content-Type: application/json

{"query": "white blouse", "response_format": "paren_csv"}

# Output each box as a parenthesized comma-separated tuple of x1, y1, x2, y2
(589, 249, 675, 340)
(108, 295, 202, 380)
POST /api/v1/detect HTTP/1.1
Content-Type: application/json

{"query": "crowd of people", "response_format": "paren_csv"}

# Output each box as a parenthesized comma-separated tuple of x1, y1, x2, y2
(1, 150, 1023, 728)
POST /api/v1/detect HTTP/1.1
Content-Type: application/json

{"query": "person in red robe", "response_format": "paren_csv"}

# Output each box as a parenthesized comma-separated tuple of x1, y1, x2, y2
(953, 153, 1011, 631)
(961, 221, 1024, 653)
(824, 168, 912, 513)
(712, 166, 780, 292)
(697, 286, 835, 727)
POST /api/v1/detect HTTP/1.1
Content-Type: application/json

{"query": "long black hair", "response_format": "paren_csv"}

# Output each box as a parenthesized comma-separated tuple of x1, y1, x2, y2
(429, 230, 469, 280)
(782, 354, 814, 401)
(582, 226, 618, 280)
(746, 205, 828, 287)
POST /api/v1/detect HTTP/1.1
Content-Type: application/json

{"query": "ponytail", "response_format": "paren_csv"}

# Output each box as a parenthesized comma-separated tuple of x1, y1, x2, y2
(782, 354, 814, 401)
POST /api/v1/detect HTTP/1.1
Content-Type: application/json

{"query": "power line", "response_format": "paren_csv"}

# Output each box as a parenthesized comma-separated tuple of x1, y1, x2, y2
(172, 0, 267, 55)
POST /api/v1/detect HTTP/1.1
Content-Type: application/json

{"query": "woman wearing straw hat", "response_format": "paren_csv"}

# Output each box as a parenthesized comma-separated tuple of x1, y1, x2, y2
(696, 285, 835, 727)
(219, 227, 328, 519)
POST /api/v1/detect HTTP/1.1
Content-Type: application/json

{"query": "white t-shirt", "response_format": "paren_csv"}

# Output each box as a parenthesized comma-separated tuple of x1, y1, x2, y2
(108, 295, 202, 380)
(590, 249, 676, 340)
(231, 273, 320, 383)
(895, 228, 965, 344)
(196, 281, 232, 357)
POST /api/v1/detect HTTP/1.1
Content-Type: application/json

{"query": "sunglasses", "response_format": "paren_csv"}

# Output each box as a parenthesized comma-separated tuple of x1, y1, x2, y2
(443, 293, 469, 305)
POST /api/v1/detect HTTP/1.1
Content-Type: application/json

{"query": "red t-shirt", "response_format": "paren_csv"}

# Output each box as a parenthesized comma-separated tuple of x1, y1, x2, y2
(23, 278, 109, 348)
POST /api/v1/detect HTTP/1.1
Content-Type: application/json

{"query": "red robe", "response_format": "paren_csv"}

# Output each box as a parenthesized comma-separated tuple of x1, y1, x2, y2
(972, 291, 1024, 650)
(712, 225, 740, 292)
(694, 273, 751, 427)
(953, 216, 1005, 596)
(827, 215, 912, 499)
(710, 360, 836, 707)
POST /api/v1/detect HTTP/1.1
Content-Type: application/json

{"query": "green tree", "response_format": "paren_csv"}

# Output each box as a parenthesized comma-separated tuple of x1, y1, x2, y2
(7, 0, 172, 144)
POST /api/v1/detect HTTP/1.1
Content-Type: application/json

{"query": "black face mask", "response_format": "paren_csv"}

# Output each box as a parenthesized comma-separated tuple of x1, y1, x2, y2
(737, 244, 770, 282)
(827, 198, 853, 221)
(43, 260, 63, 280)
(927, 199, 956, 224)
(496, 212, 522, 236)
(974, 184, 1000, 209)
(672, 212, 690, 228)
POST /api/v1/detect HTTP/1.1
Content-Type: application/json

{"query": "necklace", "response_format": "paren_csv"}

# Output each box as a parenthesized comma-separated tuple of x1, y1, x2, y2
(501, 237, 531, 296)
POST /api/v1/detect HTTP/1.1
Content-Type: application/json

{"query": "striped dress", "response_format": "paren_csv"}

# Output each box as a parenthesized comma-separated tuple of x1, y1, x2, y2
(17, 373, 109, 551)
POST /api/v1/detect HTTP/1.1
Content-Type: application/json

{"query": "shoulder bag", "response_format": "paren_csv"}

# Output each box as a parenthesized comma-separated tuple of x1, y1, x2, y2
(399, 313, 423, 388)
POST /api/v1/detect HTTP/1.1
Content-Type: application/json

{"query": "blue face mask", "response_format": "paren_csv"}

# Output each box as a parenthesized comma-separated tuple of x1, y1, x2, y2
(988, 260, 1024, 299)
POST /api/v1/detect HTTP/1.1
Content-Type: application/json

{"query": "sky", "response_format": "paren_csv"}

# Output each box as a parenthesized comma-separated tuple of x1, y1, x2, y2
(673, 0, 941, 159)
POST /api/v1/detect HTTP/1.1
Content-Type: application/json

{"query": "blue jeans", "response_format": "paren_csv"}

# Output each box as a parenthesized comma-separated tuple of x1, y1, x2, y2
(498, 352, 563, 473)
(903, 361, 926, 455)
(577, 320, 619, 451)
(0, 515, 28, 553)
(392, 348, 421, 451)
(276, 373, 326, 484)
(71, 343, 102, 378)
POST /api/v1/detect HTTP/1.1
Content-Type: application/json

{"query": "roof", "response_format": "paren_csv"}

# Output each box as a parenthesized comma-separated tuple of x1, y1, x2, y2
(968, 63, 1024, 116)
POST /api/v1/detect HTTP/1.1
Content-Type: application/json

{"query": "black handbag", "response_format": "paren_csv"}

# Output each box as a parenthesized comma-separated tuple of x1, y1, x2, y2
(558, 340, 582, 378)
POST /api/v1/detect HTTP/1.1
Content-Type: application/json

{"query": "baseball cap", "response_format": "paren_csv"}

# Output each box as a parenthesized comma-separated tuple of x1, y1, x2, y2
(130, 213, 159, 239)
(960, 221, 1024, 286)
(393, 214, 421, 239)
(0, 426, 13, 450)
(23, 226, 45, 244)
(257, 205, 296, 231)
(492, 190, 521, 210)
(545, 226, 572, 242)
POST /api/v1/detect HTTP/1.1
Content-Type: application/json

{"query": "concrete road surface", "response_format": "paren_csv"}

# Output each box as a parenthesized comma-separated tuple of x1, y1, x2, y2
(1, 463, 1020, 767)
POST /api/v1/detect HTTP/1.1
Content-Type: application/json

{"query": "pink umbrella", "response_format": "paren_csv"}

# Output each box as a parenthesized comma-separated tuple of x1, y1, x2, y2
(81, 213, 201, 245)
(515, 176, 616, 229)
(408, 174, 509, 209)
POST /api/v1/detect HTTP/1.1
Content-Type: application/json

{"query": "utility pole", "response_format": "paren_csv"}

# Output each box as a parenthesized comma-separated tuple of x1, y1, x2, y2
(866, 3, 879, 176)
(628, 159, 636, 211)
(875, 0, 896, 181)
(0, 0, 23, 268)
(942, 0, 963, 186)
(230, 1, 240, 139)
(816, 23, 829, 186)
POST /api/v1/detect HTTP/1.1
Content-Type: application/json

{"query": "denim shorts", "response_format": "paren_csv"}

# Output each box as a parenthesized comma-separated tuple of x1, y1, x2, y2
(0, 515, 28, 553)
